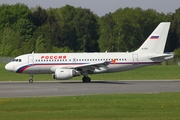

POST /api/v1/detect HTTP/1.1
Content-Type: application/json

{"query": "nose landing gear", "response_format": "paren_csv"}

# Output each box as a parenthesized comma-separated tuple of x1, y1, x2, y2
(29, 74, 33, 83)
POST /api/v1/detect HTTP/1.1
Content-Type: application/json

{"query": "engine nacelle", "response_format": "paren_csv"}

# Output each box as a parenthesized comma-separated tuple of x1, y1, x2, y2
(53, 69, 80, 80)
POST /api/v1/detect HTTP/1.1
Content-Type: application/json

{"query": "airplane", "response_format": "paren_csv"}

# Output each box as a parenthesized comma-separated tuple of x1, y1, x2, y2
(5, 22, 173, 83)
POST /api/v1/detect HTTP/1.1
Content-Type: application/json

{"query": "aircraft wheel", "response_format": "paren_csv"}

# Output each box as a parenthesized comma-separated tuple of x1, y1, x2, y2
(82, 77, 91, 83)
(82, 77, 86, 82)
(86, 77, 91, 82)
(29, 79, 33, 83)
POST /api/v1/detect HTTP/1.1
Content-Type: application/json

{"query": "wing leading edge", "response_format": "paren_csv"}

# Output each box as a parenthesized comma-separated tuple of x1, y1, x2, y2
(50, 61, 110, 73)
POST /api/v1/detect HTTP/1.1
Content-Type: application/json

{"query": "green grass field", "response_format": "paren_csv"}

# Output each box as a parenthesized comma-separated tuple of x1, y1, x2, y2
(0, 93, 180, 120)
(1, 63, 180, 81)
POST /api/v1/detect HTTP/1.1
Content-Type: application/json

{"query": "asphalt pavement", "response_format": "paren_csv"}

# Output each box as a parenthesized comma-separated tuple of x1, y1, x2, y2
(0, 80, 180, 98)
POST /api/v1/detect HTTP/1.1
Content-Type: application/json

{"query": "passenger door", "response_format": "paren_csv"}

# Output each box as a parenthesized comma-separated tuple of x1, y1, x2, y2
(28, 55, 34, 66)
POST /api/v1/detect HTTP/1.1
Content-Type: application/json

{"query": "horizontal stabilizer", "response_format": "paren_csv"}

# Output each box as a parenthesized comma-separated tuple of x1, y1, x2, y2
(149, 53, 174, 60)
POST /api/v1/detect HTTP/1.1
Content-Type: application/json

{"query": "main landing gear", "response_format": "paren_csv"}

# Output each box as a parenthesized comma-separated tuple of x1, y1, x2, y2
(82, 72, 91, 83)
(29, 74, 33, 83)
(82, 76, 91, 83)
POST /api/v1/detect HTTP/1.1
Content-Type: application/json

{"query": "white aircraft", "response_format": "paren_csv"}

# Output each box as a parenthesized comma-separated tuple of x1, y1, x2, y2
(5, 22, 173, 83)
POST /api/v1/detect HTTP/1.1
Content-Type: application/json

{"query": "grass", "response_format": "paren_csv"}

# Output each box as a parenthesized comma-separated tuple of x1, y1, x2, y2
(1, 63, 180, 81)
(0, 63, 180, 81)
(0, 93, 180, 120)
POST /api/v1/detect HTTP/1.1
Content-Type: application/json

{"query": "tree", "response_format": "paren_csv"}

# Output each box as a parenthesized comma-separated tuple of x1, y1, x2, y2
(57, 5, 77, 50)
(0, 3, 35, 56)
(50, 5, 100, 52)
(99, 7, 169, 52)
(13, 18, 35, 41)
(98, 13, 116, 52)
(166, 8, 180, 52)
(0, 27, 22, 56)
(34, 24, 53, 53)
(74, 7, 99, 52)
(0, 3, 33, 30)
(32, 6, 48, 27)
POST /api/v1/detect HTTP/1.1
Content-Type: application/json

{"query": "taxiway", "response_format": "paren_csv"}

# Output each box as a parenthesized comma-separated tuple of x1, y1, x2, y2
(0, 80, 180, 98)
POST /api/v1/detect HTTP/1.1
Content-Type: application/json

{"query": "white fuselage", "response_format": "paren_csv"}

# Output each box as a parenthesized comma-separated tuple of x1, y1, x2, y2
(5, 52, 163, 74)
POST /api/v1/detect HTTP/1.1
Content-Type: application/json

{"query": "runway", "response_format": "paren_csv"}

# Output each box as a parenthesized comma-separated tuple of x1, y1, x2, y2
(0, 80, 180, 98)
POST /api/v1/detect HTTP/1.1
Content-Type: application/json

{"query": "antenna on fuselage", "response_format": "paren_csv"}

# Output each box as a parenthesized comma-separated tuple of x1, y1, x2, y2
(32, 51, 34, 54)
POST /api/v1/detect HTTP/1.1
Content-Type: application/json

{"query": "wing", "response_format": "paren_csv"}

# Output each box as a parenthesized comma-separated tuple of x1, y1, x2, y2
(50, 61, 110, 73)
(70, 62, 109, 73)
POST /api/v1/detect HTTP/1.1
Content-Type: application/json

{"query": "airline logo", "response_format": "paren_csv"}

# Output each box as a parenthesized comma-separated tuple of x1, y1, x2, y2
(111, 58, 117, 64)
(150, 35, 159, 40)
(41, 55, 67, 59)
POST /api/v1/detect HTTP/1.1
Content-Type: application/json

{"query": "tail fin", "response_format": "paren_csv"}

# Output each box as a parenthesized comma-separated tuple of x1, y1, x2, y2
(135, 22, 170, 53)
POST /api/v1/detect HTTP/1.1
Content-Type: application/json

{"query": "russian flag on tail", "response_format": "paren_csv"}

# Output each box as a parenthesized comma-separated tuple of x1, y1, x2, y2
(150, 35, 159, 40)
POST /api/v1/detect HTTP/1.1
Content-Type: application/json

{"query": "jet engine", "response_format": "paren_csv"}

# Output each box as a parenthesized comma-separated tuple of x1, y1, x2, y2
(52, 69, 80, 80)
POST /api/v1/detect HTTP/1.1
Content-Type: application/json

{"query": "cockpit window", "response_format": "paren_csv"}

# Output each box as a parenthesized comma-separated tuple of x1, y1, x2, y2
(12, 59, 16, 62)
(12, 59, 22, 62)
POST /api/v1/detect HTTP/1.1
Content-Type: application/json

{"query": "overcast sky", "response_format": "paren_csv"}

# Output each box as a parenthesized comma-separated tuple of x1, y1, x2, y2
(0, 0, 180, 16)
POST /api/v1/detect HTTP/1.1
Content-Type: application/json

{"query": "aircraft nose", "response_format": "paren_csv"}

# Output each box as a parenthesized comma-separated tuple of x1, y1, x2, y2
(5, 63, 14, 72)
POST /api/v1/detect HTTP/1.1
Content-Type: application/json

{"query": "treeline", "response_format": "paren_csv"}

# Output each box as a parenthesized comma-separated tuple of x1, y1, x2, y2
(0, 3, 180, 57)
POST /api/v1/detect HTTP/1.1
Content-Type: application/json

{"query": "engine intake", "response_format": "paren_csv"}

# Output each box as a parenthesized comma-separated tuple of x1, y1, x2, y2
(52, 69, 80, 80)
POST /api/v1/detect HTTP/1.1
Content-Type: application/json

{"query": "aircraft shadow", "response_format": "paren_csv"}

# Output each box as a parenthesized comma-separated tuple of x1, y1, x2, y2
(58, 80, 130, 85)
(0, 80, 132, 85)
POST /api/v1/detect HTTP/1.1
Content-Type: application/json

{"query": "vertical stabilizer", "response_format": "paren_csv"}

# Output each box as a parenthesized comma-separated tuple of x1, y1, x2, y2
(135, 22, 170, 53)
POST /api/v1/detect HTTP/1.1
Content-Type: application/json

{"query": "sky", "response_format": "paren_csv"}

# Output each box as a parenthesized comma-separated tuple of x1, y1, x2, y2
(0, 0, 180, 16)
